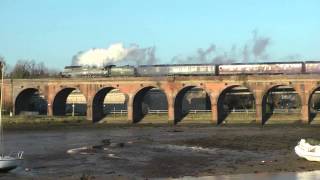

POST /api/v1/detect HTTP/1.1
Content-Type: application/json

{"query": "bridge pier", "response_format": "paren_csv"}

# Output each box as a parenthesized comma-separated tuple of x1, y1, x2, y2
(46, 85, 55, 117)
(300, 105, 309, 123)
(47, 103, 53, 116)
(255, 104, 262, 124)
(127, 94, 134, 124)
(211, 104, 218, 125)
(12, 103, 16, 116)
(86, 93, 93, 121)
(165, 91, 175, 124)
(209, 92, 218, 125)
(86, 105, 92, 121)
(253, 88, 264, 124)
(168, 102, 175, 124)
(296, 84, 312, 124)
(127, 105, 133, 123)
(299, 88, 310, 124)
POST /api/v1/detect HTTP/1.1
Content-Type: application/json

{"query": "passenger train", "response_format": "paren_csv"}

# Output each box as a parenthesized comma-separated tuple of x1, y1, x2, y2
(61, 61, 320, 78)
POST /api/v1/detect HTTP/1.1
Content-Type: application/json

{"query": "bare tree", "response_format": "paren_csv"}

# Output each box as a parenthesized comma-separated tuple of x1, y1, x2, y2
(0, 56, 9, 77)
(10, 59, 56, 79)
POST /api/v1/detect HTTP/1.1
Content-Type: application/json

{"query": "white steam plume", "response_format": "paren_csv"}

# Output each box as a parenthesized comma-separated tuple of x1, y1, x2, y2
(72, 43, 157, 67)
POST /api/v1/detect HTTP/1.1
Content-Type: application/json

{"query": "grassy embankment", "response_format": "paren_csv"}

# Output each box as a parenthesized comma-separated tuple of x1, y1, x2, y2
(2, 111, 319, 130)
(2, 115, 90, 130)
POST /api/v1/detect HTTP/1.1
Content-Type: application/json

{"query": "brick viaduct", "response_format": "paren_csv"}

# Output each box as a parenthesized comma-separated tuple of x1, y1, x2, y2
(2, 74, 320, 124)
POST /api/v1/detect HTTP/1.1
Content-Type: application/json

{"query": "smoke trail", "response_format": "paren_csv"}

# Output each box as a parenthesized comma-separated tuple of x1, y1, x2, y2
(125, 45, 157, 65)
(71, 30, 303, 67)
(230, 45, 237, 60)
(211, 54, 234, 64)
(172, 44, 219, 64)
(242, 45, 249, 63)
(198, 44, 216, 63)
(251, 30, 270, 61)
(170, 30, 273, 64)
(172, 43, 237, 64)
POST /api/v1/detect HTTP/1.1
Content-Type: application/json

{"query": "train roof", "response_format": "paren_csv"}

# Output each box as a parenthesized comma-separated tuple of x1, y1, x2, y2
(138, 61, 308, 67)
(64, 61, 320, 69)
(304, 60, 320, 63)
(138, 64, 215, 67)
(219, 61, 304, 65)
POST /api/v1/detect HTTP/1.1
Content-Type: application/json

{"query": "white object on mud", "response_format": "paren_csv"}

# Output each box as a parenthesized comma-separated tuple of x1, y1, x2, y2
(67, 147, 88, 154)
(107, 153, 120, 159)
(295, 139, 320, 162)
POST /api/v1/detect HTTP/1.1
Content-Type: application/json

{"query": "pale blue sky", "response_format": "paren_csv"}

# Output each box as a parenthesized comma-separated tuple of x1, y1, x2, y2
(0, 0, 319, 69)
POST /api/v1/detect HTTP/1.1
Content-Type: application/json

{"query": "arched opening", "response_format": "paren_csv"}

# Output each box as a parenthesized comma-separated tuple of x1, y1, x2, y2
(217, 86, 255, 124)
(174, 86, 211, 124)
(308, 87, 320, 123)
(133, 87, 168, 123)
(92, 87, 128, 123)
(15, 88, 47, 115)
(53, 88, 87, 116)
(262, 85, 301, 124)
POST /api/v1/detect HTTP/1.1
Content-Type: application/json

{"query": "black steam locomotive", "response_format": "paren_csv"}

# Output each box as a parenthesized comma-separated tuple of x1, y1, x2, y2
(61, 61, 320, 78)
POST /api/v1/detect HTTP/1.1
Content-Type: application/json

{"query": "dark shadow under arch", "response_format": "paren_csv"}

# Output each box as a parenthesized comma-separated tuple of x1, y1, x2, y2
(217, 85, 255, 124)
(53, 88, 86, 116)
(174, 86, 211, 124)
(133, 87, 168, 123)
(92, 87, 127, 123)
(308, 87, 320, 123)
(262, 85, 301, 124)
(15, 88, 47, 115)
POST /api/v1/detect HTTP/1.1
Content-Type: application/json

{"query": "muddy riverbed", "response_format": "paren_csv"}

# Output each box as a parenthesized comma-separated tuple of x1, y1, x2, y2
(1, 124, 320, 179)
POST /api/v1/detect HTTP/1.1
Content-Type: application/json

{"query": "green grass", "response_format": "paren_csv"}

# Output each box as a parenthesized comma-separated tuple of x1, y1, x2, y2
(0, 111, 316, 131)
(2, 115, 87, 124)
(1, 115, 92, 130)
(222, 112, 256, 124)
(264, 113, 301, 124)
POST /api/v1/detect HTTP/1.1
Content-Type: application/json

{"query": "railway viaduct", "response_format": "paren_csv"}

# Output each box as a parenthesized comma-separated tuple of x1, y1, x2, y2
(2, 74, 320, 124)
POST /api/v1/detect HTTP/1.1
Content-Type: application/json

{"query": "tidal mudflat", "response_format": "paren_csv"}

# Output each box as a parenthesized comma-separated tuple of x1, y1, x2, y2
(1, 123, 320, 179)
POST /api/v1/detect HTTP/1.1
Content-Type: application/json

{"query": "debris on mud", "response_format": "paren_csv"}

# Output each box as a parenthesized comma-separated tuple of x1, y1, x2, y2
(67, 139, 125, 155)
(167, 129, 184, 133)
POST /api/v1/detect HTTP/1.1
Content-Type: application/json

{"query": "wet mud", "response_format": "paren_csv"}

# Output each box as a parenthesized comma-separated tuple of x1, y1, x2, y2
(1, 124, 320, 179)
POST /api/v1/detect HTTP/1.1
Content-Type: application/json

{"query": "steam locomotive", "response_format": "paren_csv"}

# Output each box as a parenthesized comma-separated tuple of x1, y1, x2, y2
(61, 61, 320, 78)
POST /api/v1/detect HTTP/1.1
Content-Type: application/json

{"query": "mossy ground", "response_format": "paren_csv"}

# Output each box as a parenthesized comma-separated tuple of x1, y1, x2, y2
(2, 112, 320, 131)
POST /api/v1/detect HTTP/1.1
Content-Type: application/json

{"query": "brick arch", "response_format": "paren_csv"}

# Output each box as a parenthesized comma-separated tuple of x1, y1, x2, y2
(307, 85, 320, 108)
(91, 86, 129, 123)
(173, 84, 213, 106)
(215, 84, 254, 103)
(216, 84, 255, 124)
(131, 86, 168, 123)
(92, 86, 130, 103)
(52, 87, 88, 116)
(174, 85, 212, 124)
(261, 84, 299, 103)
(130, 83, 164, 97)
(14, 85, 46, 100)
(14, 87, 47, 115)
(261, 83, 296, 100)
(261, 84, 301, 124)
(308, 85, 320, 97)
